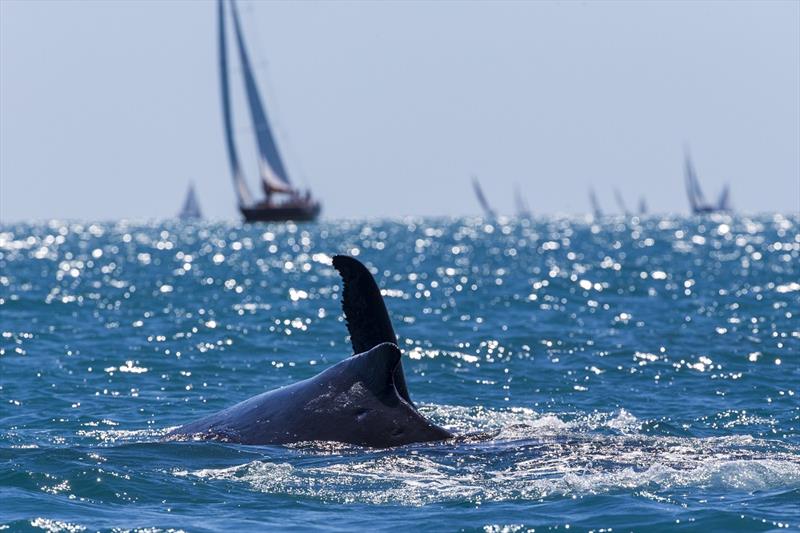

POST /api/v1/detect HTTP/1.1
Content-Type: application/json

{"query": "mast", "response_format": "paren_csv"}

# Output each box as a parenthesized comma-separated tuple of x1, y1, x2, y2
(219, 0, 254, 208)
(230, 0, 294, 198)
(472, 177, 496, 218)
(589, 187, 603, 219)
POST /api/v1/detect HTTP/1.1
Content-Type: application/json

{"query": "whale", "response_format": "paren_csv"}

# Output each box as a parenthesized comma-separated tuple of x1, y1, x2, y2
(166, 255, 454, 448)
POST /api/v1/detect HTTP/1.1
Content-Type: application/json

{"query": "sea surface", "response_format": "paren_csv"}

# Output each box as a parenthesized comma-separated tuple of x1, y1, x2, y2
(1, 215, 798, 532)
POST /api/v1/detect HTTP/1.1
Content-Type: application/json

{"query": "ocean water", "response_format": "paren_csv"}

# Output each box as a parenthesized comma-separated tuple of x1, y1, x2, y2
(1, 215, 798, 532)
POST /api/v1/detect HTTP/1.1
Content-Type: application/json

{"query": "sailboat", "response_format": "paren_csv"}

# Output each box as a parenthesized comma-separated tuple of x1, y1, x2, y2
(717, 183, 732, 212)
(588, 187, 603, 219)
(684, 152, 732, 215)
(218, 0, 321, 222)
(638, 196, 648, 215)
(613, 188, 630, 216)
(178, 182, 203, 220)
(513, 184, 532, 219)
(472, 177, 497, 219)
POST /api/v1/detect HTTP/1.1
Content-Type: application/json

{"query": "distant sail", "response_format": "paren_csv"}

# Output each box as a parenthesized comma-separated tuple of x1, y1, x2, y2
(689, 159, 708, 206)
(717, 184, 732, 211)
(472, 177, 497, 218)
(178, 183, 203, 220)
(589, 187, 603, 219)
(613, 188, 630, 216)
(684, 151, 723, 214)
(684, 154, 698, 213)
(218, 0, 253, 207)
(638, 196, 648, 215)
(514, 184, 532, 219)
(230, 0, 293, 197)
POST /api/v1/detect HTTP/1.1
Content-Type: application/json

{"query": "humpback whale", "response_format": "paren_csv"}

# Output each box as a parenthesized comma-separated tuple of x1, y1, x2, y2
(166, 255, 453, 448)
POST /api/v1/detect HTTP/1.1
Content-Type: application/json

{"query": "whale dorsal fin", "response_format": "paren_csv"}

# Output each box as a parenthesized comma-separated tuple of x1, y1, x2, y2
(332, 255, 397, 351)
(349, 343, 403, 405)
(332, 255, 412, 404)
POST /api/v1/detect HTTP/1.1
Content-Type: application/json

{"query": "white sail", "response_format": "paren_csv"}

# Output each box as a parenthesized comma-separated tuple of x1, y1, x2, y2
(258, 156, 293, 195)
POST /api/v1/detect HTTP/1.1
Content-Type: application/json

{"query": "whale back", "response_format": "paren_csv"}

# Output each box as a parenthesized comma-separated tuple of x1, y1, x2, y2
(168, 343, 451, 447)
(332, 255, 412, 404)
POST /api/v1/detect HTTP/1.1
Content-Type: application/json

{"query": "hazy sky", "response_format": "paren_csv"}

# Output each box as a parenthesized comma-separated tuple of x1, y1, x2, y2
(1, 0, 798, 221)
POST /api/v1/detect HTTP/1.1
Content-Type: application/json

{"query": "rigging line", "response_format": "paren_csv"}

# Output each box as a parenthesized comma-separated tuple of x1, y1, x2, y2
(241, 0, 312, 190)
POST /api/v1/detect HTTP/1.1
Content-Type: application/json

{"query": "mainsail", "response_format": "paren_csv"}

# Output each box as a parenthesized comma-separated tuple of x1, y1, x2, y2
(472, 177, 497, 218)
(218, 0, 253, 207)
(178, 183, 203, 220)
(230, 0, 294, 197)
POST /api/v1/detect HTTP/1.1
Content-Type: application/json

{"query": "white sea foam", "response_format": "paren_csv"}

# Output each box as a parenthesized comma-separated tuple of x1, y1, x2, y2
(173, 406, 800, 505)
(76, 427, 169, 444)
(177, 453, 800, 506)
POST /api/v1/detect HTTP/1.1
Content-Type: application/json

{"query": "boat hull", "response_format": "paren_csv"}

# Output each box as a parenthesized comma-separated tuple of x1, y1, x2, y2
(240, 202, 321, 222)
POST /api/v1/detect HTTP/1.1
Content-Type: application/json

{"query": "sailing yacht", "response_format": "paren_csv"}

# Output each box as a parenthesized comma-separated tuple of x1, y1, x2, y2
(513, 184, 532, 219)
(218, 0, 321, 222)
(717, 184, 732, 212)
(638, 196, 648, 215)
(684, 152, 732, 215)
(178, 182, 203, 220)
(613, 188, 630, 216)
(588, 187, 603, 219)
(472, 177, 497, 219)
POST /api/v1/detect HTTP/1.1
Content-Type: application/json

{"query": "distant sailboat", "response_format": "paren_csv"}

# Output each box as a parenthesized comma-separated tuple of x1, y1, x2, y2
(513, 184, 532, 219)
(589, 187, 603, 219)
(684, 151, 732, 215)
(684, 153, 713, 214)
(613, 188, 630, 216)
(472, 177, 497, 219)
(638, 196, 648, 215)
(178, 183, 203, 220)
(218, 0, 320, 222)
(717, 183, 732, 212)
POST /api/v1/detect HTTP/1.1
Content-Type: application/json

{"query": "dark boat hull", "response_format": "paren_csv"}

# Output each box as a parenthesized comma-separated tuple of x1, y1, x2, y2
(240, 202, 321, 222)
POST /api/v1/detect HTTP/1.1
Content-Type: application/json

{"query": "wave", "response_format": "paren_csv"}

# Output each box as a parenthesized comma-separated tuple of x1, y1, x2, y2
(172, 405, 800, 506)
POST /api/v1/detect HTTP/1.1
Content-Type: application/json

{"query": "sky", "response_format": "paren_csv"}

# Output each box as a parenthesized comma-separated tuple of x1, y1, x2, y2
(1, 0, 798, 221)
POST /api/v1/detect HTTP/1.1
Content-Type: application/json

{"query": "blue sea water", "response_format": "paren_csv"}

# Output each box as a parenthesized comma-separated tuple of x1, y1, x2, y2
(0, 215, 798, 532)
